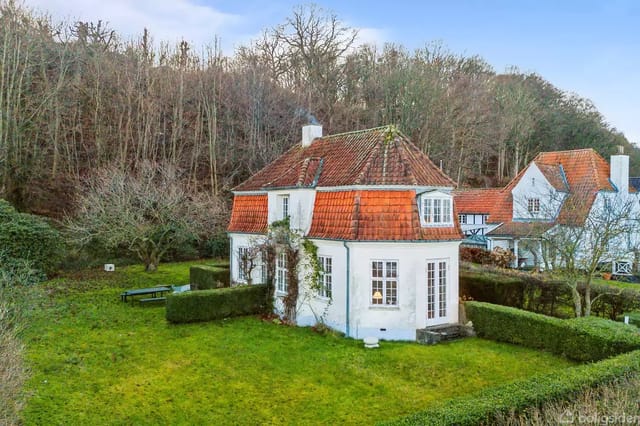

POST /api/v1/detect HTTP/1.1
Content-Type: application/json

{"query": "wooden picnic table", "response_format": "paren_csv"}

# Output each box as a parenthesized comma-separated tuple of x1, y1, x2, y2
(120, 286, 172, 304)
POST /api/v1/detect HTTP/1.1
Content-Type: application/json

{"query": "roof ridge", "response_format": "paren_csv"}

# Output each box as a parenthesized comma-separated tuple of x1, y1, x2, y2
(320, 125, 391, 140)
(536, 147, 597, 157)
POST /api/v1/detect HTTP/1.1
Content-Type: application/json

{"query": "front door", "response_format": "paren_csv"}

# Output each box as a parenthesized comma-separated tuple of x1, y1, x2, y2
(426, 260, 448, 326)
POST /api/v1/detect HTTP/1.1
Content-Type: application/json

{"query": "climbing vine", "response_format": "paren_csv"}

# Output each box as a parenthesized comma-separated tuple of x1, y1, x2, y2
(253, 218, 327, 324)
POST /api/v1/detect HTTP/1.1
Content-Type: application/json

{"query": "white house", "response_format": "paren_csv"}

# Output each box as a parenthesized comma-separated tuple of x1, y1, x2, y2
(455, 148, 640, 271)
(227, 125, 463, 341)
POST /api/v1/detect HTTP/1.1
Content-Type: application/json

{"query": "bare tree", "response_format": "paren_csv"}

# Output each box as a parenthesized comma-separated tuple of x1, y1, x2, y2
(519, 189, 639, 316)
(65, 162, 227, 271)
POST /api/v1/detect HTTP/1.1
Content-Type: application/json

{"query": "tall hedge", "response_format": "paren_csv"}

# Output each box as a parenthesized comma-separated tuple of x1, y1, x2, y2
(384, 349, 640, 425)
(0, 199, 62, 277)
(166, 284, 267, 323)
(189, 265, 230, 290)
(460, 269, 640, 320)
(466, 301, 640, 362)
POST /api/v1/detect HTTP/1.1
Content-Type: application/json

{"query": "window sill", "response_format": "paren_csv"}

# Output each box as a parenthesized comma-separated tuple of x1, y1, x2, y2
(368, 305, 400, 310)
(421, 223, 454, 228)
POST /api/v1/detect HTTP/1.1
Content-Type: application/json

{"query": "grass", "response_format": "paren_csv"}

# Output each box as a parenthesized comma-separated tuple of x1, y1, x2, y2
(492, 375, 640, 425)
(21, 261, 574, 425)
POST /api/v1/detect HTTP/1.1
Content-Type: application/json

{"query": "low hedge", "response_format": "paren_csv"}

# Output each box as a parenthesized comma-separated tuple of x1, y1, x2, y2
(166, 284, 267, 323)
(465, 301, 640, 362)
(384, 349, 640, 425)
(189, 265, 230, 290)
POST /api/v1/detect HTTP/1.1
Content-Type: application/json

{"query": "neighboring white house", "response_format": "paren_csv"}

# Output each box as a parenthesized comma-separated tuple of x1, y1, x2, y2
(227, 125, 463, 341)
(455, 148, 640, 271)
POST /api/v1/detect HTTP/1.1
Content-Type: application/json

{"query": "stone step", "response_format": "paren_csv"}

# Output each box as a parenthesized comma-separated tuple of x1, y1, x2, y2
(416, 324, 473, 344)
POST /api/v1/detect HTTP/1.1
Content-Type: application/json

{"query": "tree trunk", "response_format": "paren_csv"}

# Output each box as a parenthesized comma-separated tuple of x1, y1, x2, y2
(570, 285, 582, 317)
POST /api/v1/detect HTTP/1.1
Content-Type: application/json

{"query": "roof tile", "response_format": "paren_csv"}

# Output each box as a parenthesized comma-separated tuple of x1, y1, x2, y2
(308, 190, 462, 241)
(233, 126, 455, 191)
(227, 194, 268, 233)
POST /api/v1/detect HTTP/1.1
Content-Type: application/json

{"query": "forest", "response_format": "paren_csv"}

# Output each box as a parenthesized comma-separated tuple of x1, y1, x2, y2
(0, 1, 636, 221)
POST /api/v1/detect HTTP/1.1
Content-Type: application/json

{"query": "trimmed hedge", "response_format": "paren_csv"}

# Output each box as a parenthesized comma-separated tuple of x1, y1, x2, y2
(461, 269, 640, 319)
(189, 265, 230, 290)
(384, 349, 640, 425)
(166, 284, 267, 323)
(466, 301, 640, 362)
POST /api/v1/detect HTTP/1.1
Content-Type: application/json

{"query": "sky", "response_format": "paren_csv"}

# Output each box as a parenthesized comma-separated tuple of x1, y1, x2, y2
(22, 0, 640, 144)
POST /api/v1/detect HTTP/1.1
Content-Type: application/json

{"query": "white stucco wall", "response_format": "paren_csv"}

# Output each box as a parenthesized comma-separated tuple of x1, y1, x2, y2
(267, 189, 316, 233)
(228, 232, 266, 284)
(511, 163, 566, 220)
(339, 241, 460, 340)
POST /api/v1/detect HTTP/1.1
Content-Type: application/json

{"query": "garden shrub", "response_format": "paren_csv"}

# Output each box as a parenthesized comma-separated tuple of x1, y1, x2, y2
(203, 232, 230, 258)
(189, 265, 230, 289)
(384, 349, 640, 426)
(166, 284, 267, 323)
(0, 199, 62, 278)
(459, 247, 493, 265)
(466, 301, 640, 362)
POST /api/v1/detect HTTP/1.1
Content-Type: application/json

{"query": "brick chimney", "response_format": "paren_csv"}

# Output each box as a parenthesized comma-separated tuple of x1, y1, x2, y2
(610, 146, 629, 194)
(302, 125, 322, 147)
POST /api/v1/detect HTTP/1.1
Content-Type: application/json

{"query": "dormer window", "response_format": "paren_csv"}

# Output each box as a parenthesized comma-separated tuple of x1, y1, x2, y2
(421, 192, 453, 226)
(527, 198, 540, 214)
(278, 194, 289, 220)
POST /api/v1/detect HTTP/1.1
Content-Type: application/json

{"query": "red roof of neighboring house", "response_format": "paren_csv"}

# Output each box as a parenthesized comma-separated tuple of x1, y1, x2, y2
(535, 149, 613, 192)
(459, 149, 622, 237)
(536, 164, 568, 191)
(233, 126, 455, 191)
(453, 188, 511, 223)
(227, 194, 268, 233)
(308, 190, 462, 241)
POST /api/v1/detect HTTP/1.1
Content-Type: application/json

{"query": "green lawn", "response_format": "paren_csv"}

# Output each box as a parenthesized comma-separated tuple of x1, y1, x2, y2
(21, 261, 573, 425)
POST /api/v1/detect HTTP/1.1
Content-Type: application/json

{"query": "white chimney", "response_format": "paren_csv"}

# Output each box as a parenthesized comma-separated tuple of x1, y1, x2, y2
(610, 153, 629, 194)
(302, 125, 322, 147)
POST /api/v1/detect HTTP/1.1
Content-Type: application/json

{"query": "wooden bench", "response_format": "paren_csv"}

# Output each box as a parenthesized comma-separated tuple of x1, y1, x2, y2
(139, 297, 166, 304)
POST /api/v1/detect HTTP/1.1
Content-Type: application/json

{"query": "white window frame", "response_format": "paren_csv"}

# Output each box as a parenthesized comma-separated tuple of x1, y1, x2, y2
(427, 259, 448, 320)
(238, 246, 249, 282)
(278, 194, 290, 220)
(458, 214, 467, 224)
(370, 260, 398, 307)
(420, 193, 453, 227)
(318, 256, 332, 299)
(276, 251, 288, 293)
(527, 198, 540, 214)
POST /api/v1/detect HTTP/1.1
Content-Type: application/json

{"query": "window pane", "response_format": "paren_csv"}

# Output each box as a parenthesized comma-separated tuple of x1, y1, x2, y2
(433, 199, 441, 223)
(386, 280, 397, 305)
(372, 280, 383, 304)
(372, 261, 383, 277)
(439, 261, 447, 317)
(427, 262, 435, 319)
(386, 261, 397, 278)
(443, 199, 451, 223)
(423, 199, 432, 223)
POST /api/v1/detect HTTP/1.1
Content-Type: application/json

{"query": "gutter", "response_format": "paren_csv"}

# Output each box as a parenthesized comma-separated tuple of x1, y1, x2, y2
(343, 241, 351, 338)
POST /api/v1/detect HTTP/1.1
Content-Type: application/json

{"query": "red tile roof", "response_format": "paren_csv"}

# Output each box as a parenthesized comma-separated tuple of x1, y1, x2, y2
(453, 188, 512, 223)
(536, 164, 568, 191)
(460, 149, 623, 237)
(227, 194, 268, 233)
(233, 126, 455, 191)
(308, 190, 462, 241)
